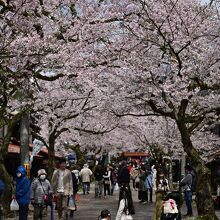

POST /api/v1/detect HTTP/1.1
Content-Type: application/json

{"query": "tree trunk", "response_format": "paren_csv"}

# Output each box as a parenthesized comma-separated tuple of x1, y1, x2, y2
(181, 151, 186, 179)
(0, 156, 13, 216)
(177, 120, 217, 219)
(48, 136, 56, 180)
(0, 121, 17, 215)
(168, 160, 174, 191)
(20, 114, 30, 166)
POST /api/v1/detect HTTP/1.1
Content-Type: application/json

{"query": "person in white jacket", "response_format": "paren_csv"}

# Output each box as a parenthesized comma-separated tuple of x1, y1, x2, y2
(79, 164, 93, 195)
(151, 165, 157, 191)
(103, 166, 111, 198)
(115, 186, 135, 220)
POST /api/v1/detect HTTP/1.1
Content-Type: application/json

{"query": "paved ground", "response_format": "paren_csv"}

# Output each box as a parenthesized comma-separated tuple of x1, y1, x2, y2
(5, 184, 220, 219)
(74, 188, 154, 220)
(5, 184, 154, 220)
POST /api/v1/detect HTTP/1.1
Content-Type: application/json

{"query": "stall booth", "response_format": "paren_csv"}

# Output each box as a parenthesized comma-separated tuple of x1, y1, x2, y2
(2, 143, 62, 179)
(121, 152, 150, 165)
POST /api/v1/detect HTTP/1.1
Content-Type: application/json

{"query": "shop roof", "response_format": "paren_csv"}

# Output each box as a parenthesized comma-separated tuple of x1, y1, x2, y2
(121, 152, 149, 157)
(0, 141, 63, 158)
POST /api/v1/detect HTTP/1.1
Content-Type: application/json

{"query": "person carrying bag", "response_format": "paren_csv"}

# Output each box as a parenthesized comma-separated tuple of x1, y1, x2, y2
(31, 169, 52, 220)
(14, 166, 30, 220)
(10, 199, 19, 211)
(115, 186, 135, 220)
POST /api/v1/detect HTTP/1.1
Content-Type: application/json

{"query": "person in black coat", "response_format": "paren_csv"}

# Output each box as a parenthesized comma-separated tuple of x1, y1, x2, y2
(69, 170, 79, 219)
(117, 161, 130, 187)
(94, 165, 104, 198)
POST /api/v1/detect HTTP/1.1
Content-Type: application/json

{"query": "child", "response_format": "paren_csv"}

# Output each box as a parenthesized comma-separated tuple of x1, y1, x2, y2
(99, 209, 111, 220)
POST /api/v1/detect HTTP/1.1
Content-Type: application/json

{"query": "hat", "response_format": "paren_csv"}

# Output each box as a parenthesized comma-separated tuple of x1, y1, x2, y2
(83, 164, 88, 168)
(38, 169, 47, 176)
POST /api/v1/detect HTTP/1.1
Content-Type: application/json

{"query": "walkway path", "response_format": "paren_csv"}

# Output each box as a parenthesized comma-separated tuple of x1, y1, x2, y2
(8, 183, 220, 219)
(74, 185, 154, 220)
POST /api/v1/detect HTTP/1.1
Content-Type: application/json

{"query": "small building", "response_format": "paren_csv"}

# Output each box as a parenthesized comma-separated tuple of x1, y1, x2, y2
(121, 152, 150, 164)
(1, 142, 63, 178)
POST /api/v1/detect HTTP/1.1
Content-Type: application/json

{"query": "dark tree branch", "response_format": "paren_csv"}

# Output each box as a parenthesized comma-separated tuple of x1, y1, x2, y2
(55, 127, 69, 139)
(178, 99, 189, 119)
(81, 89, 94, 110)
(75, 125, 118, 135)
(112, 110, 160, 117)
(192, 76, 220, 91)
(148, 99, 175, 118)
(188, 117, 205, 134)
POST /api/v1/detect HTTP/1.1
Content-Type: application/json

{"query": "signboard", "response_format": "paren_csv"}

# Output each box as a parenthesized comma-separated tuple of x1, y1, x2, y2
(30, 139, 44, 168)
(24, 163, 30, 178)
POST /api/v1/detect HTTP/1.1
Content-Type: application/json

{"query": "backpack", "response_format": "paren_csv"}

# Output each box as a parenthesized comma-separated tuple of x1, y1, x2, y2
(0, 179, 5, 192)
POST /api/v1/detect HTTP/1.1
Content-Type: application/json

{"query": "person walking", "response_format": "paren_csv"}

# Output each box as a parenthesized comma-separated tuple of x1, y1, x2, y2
(94, 164, 104, 198)
(117, 161, 130, 187)
(69, 168, 79, 219)
(145, 171, 153, 203)
(115, 185, 135, 220)
(103, 165, 111, 198)
(151, 165, 157, 192)
(134, 168, 140, 191)
(31, 169, 52, 220)
(14, 166, 30, 220)
(110, 166, 117, 196)
(130, 165, 139, 190)
(79, 164, 93, 195)
(51, 158, 73, 220)
(71, 165, 80, 183)
(138, 167, 147, 204)
(180, 165, 193, 217)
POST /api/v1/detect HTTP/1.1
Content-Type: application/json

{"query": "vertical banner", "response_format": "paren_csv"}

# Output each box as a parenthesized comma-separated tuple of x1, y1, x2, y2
(30, 139, 44, 168)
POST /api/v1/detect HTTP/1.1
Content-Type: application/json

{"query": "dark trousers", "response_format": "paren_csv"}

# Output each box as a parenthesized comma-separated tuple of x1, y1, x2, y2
(82, 182, 90, 194)
(138, 190, 147, 201)
(110, 183, 115, 195)
(95, 180, 103, 197)
(132, 179, 136, 189)
(56, 193, 68, 219)
(185, 191, 193, 215)
(19, 204, 29, 220)
(104, 184, 110, 196)
(146, 188, 153, 202)
(34, 204, 47, 220)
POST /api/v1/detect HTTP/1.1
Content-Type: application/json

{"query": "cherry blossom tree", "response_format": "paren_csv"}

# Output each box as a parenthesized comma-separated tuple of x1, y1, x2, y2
(0, 0, 219, 217)
(83, 0, 220, 217)
(0, 0, 96, 209)
(30, 75, 97, 176)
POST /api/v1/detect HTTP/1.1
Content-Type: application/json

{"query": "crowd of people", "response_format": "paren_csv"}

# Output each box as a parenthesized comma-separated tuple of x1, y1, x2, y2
(0, 158, 196, 220)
